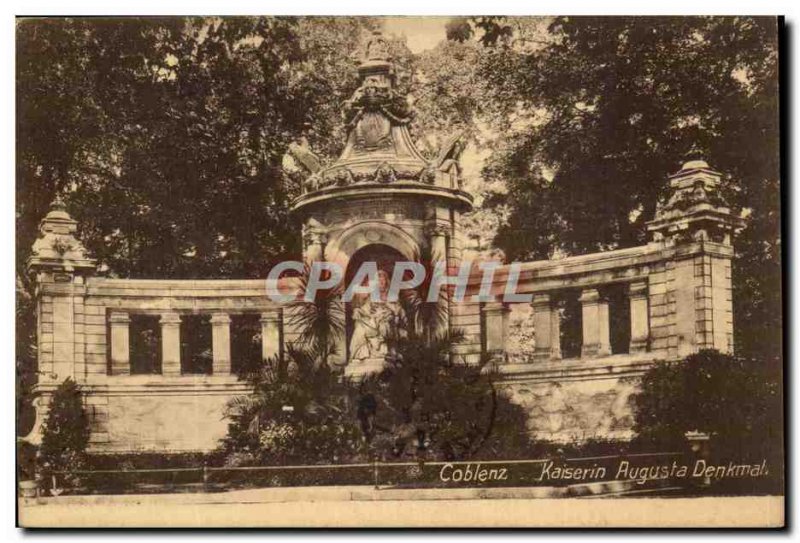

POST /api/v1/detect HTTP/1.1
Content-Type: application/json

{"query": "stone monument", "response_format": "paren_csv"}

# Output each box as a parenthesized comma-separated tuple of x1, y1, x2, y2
(290, 32, 473, 377)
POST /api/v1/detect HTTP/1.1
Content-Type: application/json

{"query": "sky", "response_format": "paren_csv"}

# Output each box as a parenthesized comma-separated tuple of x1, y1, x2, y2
(382, 16, 450, 53)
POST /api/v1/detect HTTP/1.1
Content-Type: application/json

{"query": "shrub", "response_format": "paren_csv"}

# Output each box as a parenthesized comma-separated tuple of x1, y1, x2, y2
(222, 347, 365, 466)
(223, 333, 535, 470)
(353, 331, 535, 462)
(17, 440, 38, 481)
(632, 349, 782, 457)
(38, 378, 91, 489)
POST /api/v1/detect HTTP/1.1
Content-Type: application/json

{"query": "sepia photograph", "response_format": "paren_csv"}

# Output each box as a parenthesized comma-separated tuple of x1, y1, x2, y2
(13, 13, 784, 528)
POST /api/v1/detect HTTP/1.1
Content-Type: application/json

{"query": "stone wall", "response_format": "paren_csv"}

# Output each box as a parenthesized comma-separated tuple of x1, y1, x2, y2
(86, 377, 251, 452)
(497, 354, 661, 443)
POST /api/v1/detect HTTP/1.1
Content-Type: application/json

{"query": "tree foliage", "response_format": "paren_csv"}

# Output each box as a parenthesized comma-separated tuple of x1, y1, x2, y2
(474, 17, 780, 360)
(17, 18, 782, 451)
(223, 306, 534, 466)
(632, 350, 782, 459)
(15, 16, 377, 411)
(286, 263, 346, 368)
(17, 17, 379, 281)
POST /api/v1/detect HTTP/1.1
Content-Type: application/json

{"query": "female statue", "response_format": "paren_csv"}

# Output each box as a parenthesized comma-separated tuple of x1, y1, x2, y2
(349, 269, 406, 366)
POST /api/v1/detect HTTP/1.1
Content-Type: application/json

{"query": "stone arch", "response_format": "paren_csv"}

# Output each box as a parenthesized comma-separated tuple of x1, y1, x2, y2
(325, 221, 420, 271)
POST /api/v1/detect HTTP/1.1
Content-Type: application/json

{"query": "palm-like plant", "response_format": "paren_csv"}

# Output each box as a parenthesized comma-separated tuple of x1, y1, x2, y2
(286, 261, 345, 369)
(399, 245, 449, 343)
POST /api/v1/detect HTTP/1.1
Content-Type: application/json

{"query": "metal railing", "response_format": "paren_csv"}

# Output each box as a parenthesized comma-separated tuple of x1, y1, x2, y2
(44, 451, 688, 496)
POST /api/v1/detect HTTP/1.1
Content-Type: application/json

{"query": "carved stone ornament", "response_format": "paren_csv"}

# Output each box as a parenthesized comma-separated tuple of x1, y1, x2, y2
(374, 162, 397, 184)
(303, 225, 329, 249)
(293, 31, 467, 206)
(51, 236, 73, 256)
(304, 174, 321, 192)
(364, 31, 390, 62)
(647, 149, 744, 246)
(336, 169, 353, 187)
(425, 222, 451, 238)
(288, 143, 323, 174)
(343, 76, 412, 137)
(419, 165, 437, 184)
(435, 132, 467, 169)
(28, 196, 96, 275)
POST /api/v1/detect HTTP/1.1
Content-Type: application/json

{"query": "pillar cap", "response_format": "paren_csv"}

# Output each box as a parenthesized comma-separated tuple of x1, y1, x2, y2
(648, 151, 745, 245)
(108, 312, 131, 323)
(210, 313, 232, 324)
(578, 288, 602, 303)
(532, 293, 553, 308)
(628, 281, 648, 296)
(160, 313, 182, 325)
(260, 313, 282, 324)
(27, 196, 96, 276)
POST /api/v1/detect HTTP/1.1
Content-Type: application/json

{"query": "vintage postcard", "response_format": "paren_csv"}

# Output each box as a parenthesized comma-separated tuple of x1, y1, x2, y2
(15, 15, 784, 528)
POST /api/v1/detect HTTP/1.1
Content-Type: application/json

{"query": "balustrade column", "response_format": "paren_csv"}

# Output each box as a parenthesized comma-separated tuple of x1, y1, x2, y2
(211, 313, 232, 375)
(260, 311, 282, 362)
(109, 312, 130, 375)
(160, 313, 182, 376)
(483, 302, 509, 363)
(532, 294, 558, 362)
(579, 288, 611, 357)
(629, 281, 650, 353)
(549, 301, 562, 360)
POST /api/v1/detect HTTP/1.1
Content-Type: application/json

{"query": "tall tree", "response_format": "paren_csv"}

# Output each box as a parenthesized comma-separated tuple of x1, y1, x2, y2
(17, 17, 378, 281)
(16, 16, 377, 418)
(477, 16, 780, 360)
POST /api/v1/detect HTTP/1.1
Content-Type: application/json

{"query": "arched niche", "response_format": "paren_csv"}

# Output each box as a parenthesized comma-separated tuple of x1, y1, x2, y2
(341, 243, 408, 365)
(324, 220, 420, 271)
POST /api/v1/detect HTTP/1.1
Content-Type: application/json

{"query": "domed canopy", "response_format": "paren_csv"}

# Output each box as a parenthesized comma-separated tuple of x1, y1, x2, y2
(292, 31, 472, 214)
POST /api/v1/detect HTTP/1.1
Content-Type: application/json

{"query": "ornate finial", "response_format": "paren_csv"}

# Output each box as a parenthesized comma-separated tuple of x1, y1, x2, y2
(28, 193, 96, 276)
(681, 143, 709, 171)
(647, 149, 744, 246)
(364, 30, 390, 62)
(50, 194, 67, 212)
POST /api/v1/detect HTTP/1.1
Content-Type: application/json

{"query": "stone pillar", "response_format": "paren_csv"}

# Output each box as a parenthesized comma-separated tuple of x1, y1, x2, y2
(482, 302, 509, 363)
(532, 293, 559, 362)
(260, 311, 282, 362)
(579, 288, 611, 357)
(629, 281, 650, 353)
(210, 313, 231, 375)
(645, 153, 744, 357)
(108, 312, 130, 376)
(25, 197, 97, 445)
(27, 198, 97, 383)
(160, 313, 182, 376)
(598, 299, 610, 355)
(550, 302, 562, 361)
(429, 222, 451, 335)
(673, 257, 697, 358)
(51, 291, 76, 381)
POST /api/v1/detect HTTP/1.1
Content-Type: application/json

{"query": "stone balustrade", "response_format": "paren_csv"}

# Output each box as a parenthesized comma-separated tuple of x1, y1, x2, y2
(23, 154, 745, 449)
(26, 236, 737, 450)
(467, 236, 736, 368)
(28, 275, 287, 452)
